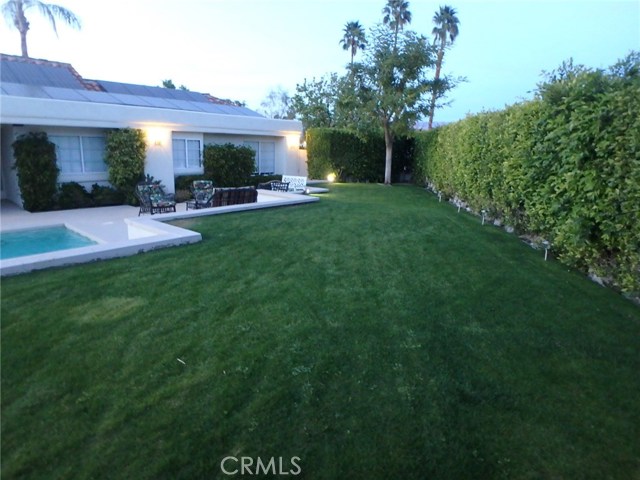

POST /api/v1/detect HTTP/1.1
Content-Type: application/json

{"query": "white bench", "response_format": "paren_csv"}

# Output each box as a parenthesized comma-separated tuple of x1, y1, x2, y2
(281, 175, 307, 193)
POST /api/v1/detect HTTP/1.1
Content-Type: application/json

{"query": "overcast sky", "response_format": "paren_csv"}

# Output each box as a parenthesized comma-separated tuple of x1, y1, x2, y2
(1, 0, 638, 123)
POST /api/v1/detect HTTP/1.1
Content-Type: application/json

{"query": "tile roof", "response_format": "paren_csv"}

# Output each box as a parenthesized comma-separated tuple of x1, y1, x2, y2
(0, 53, 262, 117)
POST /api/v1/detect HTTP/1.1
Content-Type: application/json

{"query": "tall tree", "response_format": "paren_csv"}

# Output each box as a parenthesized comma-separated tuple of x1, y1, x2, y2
(428, 5, 459, 129)
(293, 74, 342, 129)
(339, 21, 367, 68)
(1, 0, 80, 57)
(162, 79, 189, 90)
(354, 26, 436, 184)
(382, 0, 411, 49)
(292, 72, 374, 132)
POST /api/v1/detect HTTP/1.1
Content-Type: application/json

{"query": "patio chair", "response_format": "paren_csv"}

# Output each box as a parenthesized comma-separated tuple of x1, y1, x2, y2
(256, 180, 289, 192)
(282, 175, 307, 193)
(269, 180, 290, 192)
(186, 180, 215, 210)
(135, 181, 176, 215)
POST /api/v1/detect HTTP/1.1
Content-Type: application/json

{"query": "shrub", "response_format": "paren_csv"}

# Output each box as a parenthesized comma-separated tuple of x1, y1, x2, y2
(104, 128, 146, 204)
(306, 128, 413, 182)
(306, 128, 335, 180)
(203, 143, 255, 187)
(175, 174, 208, 191)
(12, 132, 59, 212)
(414, 52, 640, 294)
(91, 184, 125, 206)
(56, 182, 94, 209)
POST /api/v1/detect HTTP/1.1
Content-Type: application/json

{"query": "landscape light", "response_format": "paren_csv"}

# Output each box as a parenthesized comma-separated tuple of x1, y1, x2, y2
(481, 209, 487, 225)
(327, 173, 336, 182)
(542, 240, 551, 261)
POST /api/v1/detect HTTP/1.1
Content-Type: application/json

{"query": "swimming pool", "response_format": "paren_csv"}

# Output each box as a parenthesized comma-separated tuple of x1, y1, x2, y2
(0, 225, 98, 259)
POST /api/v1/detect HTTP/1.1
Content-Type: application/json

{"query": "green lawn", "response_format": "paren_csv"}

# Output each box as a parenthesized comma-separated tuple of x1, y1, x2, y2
(2, 184, 639, 480)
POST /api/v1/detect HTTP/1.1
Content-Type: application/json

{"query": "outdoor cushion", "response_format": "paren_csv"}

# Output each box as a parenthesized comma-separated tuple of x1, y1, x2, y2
(187, 180, 215, 210)
(136, 181, 176, 215)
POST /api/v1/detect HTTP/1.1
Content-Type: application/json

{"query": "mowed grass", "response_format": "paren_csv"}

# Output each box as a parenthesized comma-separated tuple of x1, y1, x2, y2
(2, 184, 639, 480)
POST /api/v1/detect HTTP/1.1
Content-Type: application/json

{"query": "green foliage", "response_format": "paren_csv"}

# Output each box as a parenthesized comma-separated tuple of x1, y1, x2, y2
(12, 131, 59, 212)
(414, 52, 640, 293)
(293, 73, 353, 130)
(54, 183, 124, 209)
(306, 127, 413, 182)
(353, 26, 437, 183)
(90, 183, 125, 206)
(174, 174, 209, 191)
(305, 128, 334, 180)
(56, 182, 94, 209)
(104, 128, 146, 205)
(306, 128, 381, 182)
(202, 143, 255, 187)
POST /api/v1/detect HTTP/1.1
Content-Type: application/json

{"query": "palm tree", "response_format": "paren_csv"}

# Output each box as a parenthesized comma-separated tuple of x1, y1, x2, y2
(1, 0, 81, 58)
(382, 0, 412, 49)
(428, 5, 459, 129)
(339, 21, 367, 68)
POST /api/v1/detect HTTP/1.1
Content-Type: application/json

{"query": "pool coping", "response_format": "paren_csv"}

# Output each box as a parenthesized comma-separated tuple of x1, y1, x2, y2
(0, 190, 321, 276)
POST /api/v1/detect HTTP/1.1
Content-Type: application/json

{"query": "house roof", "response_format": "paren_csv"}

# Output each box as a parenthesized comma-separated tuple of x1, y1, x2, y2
(0, 53, 263, 118)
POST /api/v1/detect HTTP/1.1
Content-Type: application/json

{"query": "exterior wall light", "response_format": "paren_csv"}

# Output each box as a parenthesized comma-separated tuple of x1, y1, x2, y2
(286, 134, 300, 149)
(145, 127, 165, 148)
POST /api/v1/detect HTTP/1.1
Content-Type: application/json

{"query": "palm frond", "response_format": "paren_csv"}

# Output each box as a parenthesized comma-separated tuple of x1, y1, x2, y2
(1, 0, 19, 26)
(35, 2, 80, 35)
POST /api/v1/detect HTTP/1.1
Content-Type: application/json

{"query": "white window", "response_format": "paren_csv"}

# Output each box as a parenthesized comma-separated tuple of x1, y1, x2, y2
(49, 135, 107, 173)
(173, 139, 201, 169)
(243, 140, 275, 174)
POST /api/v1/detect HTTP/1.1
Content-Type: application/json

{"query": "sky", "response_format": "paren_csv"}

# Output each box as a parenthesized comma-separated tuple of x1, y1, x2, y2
(1, 0, 639, 123)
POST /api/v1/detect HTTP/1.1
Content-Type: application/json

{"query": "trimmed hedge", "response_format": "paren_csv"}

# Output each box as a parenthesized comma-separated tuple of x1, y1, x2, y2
(56, 182, 94, 209)
(414, 53, 640, 294)
(203, 143, 255, 187)
(104, 128, 147, 205)
(54, 183, 124, 210)
(306, 128, 413, 182)
(12, 132, 59, 212)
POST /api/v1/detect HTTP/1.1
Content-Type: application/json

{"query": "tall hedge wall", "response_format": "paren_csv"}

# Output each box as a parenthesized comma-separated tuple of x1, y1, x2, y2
(414, 53, 640, 294)
(306, 128, 413, 183)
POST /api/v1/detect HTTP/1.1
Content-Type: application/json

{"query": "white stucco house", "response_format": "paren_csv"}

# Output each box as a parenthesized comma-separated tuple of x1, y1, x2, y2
(0, 53, 306, 207)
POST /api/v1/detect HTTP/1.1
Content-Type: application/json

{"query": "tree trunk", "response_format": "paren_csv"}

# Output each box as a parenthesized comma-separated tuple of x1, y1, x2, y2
(20, 29, 29, 57)
(384, 123, 393, 185)
(15, 2, 30, 58)
(428, 47, 445, 130)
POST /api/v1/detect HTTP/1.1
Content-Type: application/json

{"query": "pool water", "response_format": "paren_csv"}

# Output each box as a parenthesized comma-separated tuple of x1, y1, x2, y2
(1, 226, 98, 260)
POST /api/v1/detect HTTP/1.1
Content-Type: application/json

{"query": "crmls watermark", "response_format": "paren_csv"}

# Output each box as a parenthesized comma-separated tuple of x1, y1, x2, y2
(220, 456, 302, 476)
